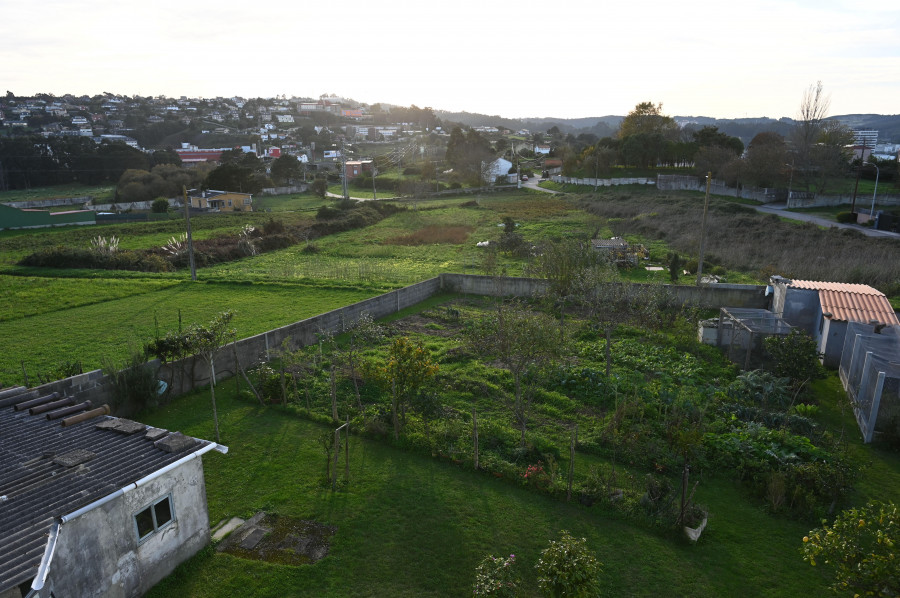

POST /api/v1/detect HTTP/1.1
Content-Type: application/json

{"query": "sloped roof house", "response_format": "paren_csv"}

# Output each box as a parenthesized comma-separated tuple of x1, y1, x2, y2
(0, 387, 226, 598)
(770, 276, 899, 368)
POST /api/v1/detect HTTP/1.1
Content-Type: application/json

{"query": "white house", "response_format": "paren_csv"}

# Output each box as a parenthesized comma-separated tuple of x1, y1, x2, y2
(484, 158, 513, 184)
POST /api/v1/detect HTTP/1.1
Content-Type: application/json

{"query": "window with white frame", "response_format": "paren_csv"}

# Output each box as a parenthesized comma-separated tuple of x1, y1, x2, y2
(134, 495, 175, 542)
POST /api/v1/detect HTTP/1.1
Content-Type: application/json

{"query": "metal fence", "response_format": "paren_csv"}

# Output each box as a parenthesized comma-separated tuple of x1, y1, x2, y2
(839, 323, 900, 443)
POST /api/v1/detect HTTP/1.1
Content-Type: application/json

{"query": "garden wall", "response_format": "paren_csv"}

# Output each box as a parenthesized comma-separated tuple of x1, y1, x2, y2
(440, 274, 768, 310)
(30, 275, 768, 409)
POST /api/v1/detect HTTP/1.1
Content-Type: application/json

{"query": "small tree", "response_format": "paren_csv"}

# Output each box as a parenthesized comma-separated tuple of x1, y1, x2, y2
(188, 311, 237, 443)
(764, 329, 825, 395)
(369, 336, 438, 440)
(802, 501, 899, 596)
(311, 177, 328, 198)
(535, 530, 602, 598)
(467, 301, 562, 445)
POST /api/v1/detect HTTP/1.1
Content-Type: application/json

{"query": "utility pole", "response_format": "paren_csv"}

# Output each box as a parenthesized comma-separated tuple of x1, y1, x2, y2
(340, 138, 349, 200)
(696, 173, 712, 286)
(182, 186, 197, 281)
(850, 137, 868, 214)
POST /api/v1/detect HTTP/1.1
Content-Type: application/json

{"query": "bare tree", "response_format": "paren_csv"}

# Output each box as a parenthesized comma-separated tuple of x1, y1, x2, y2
(792, 81, 831, 192)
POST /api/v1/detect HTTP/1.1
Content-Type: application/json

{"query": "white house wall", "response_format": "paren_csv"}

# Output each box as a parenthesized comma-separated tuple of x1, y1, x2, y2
(47, 457, 210, 598)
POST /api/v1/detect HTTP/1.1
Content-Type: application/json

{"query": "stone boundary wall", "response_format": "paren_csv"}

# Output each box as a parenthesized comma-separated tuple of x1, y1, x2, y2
(552, 175, 656, 188)
(29, 275, 768, 409)
(656, 175, 776, 203)
(261, 185, 307, 196)
(2, 196, 93, 209)
(787, 194, 900, 209)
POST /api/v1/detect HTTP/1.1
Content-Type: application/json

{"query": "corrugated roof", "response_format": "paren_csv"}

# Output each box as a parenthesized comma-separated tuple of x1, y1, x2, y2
(0, 390, 214, 593)
(789, 280, 900, 325)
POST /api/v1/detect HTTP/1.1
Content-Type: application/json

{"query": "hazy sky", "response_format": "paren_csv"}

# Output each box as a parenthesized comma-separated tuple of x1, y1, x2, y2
(3, 0, 898, 120)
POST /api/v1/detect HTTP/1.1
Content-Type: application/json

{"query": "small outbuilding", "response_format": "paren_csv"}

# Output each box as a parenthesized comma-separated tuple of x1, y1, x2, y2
(0, 387, 226, 598)
(769, 276, 900, 368)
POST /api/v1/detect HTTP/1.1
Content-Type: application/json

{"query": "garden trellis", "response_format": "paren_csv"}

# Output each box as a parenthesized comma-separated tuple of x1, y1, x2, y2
(715, 308, 793, 370)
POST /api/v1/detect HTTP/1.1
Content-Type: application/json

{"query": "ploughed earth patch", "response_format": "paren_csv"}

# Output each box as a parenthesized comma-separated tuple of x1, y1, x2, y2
(217, 512, 337, 565)
(384, 225, 474, 245)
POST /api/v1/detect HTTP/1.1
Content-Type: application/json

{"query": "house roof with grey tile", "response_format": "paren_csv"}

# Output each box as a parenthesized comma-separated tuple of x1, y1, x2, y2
(0, 387, 220, 594)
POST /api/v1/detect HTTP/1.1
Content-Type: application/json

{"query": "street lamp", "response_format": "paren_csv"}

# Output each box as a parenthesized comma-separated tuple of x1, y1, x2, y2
(868, 162, 880, 221)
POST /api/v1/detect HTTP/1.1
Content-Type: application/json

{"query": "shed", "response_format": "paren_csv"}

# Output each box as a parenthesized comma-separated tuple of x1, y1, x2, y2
(770, 276, 899, 368)
(0, 387, 226, 598)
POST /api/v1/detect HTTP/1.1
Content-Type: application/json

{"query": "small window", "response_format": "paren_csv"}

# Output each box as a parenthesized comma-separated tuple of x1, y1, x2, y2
(134, 495, 175, 542)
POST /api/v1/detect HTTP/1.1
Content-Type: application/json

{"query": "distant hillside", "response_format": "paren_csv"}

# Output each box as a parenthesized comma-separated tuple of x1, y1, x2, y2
(436, 110, 900, 144)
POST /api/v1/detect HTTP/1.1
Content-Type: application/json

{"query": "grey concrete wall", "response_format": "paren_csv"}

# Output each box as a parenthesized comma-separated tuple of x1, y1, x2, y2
(35, 274, 768, 407)
(553, 175, 656, 188)
(1, 197, 92, 209)
(440, 274, 768, 309)
(821, 319, 849, 369)
(780, 288, 822, 336)
(49, 456, 210, 598)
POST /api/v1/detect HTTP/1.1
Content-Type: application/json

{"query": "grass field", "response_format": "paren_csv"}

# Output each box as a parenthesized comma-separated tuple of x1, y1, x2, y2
(140, 384, 836, 598)
(0, 183, 116, 203)
(0, 279, 385, 386)
(4, 185, 899, 596)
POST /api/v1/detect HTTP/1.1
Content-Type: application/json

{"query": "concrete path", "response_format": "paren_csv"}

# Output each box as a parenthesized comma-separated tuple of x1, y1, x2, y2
(751, 203, 900, 239)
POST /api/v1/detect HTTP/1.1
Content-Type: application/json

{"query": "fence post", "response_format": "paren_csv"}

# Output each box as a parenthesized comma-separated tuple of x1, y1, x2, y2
(473, 408, 479, 470)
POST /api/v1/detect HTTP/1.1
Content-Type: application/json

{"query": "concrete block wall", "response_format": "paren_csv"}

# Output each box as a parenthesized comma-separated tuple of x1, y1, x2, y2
(35, 274, 768, 408)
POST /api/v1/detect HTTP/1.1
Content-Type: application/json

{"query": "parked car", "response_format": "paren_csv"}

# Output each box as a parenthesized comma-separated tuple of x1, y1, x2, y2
(521, 175, 528, 181)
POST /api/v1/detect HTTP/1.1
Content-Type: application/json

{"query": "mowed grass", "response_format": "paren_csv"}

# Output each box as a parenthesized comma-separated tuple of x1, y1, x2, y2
(0, 280, 382, 385)
(141, 386, 833, 598)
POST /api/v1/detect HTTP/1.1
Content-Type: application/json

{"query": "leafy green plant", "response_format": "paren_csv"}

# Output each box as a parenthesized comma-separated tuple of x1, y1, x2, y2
(102, 349, 159, 412)
(802, 501, 899, 596)
(473, 554, 520, 597)
(764, 330, 825, 393)
(535, 530, 602, 598)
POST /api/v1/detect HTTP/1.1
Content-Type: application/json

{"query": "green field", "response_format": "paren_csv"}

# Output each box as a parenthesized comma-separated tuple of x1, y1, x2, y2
(0, 278, 385, 385)
(3, 186, 899, 596)
(140, 383, 834, 598)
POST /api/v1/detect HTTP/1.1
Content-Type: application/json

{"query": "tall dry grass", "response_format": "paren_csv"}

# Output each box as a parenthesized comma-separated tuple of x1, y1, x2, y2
(579, 189, 900, 293)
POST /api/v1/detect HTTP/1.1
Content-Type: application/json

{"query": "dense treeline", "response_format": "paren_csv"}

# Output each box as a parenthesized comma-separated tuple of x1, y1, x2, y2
(0, 135, 153, 189)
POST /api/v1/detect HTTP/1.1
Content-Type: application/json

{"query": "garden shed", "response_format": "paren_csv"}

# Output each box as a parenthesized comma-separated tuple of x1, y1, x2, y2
(839, 322, 900, 443)
(0, 386, 226, 598)
(701, 308, 793, 370)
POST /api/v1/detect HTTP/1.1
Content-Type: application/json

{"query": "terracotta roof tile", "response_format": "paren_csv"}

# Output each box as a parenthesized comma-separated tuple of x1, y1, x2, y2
(789, 280, 899, 325)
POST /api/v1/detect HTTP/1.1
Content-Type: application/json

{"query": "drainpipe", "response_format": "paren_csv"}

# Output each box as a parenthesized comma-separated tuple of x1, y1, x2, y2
(27, 442, 228, 596)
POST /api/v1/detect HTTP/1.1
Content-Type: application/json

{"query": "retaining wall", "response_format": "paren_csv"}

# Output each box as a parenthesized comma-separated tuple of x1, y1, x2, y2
(28, 274, 768, 409)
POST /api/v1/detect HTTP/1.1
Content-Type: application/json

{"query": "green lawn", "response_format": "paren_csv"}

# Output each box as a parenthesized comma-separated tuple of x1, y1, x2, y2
(141, 385, 835, 598)
(0, 279, 384, 386)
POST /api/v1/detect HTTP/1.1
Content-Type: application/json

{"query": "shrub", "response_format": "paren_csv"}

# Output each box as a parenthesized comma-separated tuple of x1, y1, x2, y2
(535, 530, 601, 598)
(764, 329, 825, 391)
(151, 198, 170, 213)
(835, 211, 857, 223)
(802, 501, 899, 596)
(473, 554, 520, 598)
(316, 205, 343, 220)
(102, 349, 160, 411)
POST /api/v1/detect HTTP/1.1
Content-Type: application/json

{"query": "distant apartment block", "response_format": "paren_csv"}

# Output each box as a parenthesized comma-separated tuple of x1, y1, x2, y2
(853, 129, 878, 147)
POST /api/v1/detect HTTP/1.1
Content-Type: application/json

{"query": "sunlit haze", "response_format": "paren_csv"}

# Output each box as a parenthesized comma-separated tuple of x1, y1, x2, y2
(3, 0, 898, 119)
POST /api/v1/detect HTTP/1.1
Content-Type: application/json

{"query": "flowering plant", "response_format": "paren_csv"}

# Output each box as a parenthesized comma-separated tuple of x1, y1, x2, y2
(473, 554, 519, 597)
(522, 461, 551, 490)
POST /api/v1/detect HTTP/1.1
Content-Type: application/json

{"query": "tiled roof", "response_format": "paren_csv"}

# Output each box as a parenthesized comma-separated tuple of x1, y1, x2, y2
(0, 389, 216, 593)
(789, 280, 900, 325)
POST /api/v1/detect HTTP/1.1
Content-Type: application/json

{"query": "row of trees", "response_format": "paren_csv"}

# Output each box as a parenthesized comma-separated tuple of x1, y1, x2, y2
(0, 135, 180, 190)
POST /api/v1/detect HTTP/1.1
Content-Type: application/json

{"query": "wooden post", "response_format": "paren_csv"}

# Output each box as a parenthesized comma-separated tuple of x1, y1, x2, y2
(473, 408, 479, 470)
(332, 427, 341, 491)
(344, 416, 350, 482)
(567, 425, 577, 502)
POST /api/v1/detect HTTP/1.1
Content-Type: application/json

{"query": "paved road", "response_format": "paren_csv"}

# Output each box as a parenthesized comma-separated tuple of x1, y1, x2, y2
(751, 203, 900, 239)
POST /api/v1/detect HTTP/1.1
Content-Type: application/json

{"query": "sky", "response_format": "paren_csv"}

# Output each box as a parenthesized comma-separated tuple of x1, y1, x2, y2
(2, 0, 898, 120)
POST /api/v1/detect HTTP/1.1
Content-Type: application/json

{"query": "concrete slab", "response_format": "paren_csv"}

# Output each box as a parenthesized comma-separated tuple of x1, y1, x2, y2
(239, 527, 269, 550)
(212, 517, 245, 541)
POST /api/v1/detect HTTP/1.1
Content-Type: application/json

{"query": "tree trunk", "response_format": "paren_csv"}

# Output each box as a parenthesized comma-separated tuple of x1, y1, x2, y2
(605, 327, 612, 378)
(330, 364, 338, 422)
(391, 379, 400, 441)
(210, 359, 220, 443)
